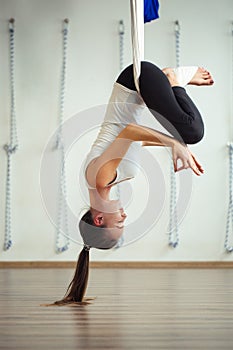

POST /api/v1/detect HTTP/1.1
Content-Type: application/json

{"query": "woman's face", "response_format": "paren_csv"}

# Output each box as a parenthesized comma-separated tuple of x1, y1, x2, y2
(102, 208, 127, 241)
(103, 207, 127, 229)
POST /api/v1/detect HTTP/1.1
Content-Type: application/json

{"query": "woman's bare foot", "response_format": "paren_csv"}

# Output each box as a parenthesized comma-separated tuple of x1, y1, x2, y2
(162, 68, 180, 87)
(189, 67, 214, 86)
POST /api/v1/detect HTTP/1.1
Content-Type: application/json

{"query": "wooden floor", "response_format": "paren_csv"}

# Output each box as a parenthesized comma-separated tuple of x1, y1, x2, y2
(0, 268, 233, 349)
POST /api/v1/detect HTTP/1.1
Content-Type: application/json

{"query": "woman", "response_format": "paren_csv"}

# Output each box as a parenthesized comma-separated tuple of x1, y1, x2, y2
(54, 61, 214, 305)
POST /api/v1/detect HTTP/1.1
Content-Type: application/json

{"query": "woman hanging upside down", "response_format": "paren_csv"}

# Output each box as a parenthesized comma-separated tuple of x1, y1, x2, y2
(53, 61, 214, 305)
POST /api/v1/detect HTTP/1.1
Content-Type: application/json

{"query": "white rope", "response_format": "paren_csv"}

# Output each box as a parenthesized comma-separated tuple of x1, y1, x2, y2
(225, 143, 233, 253)
(3, 18, 19, 251)
(167, 20, 180, 248)
(224, 22, 233, 253)
(175, 20, 180, 68)
(168, 162, 179, 248)
(114, 20, 126, 249)
(55, 19, 70, 253)
(113, 20, 126, 249)
(119, 20, 125, 71)
(114, 183, 124, 249)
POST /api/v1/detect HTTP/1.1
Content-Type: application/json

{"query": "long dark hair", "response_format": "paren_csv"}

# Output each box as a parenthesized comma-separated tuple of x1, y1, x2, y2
(52, 209, 118, 306)
(54, 246, 90, 305)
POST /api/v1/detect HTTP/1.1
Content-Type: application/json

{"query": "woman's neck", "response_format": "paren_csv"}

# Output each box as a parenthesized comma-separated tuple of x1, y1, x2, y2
(89, 186, 121, 213)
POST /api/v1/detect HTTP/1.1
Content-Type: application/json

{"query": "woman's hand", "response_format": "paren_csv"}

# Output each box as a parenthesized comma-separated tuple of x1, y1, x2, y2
(172, 141, 204, 176)
(117, 123, 204, 176)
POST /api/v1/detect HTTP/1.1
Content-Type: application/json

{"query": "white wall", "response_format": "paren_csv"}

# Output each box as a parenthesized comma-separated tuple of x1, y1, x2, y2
(0, 0, 233, 261)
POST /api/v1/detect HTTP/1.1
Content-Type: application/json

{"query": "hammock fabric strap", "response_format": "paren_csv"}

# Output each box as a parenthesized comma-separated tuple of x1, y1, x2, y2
(130, 0, 144, 92)
(130, 0, 160, 92)
(144, 0, 160, 23)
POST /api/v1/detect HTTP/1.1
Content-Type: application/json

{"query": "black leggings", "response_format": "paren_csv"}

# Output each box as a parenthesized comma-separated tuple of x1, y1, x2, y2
(116, 61, 204, 144)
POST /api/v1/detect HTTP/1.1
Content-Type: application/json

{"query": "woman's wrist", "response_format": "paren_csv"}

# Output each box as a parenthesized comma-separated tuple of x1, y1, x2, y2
(170, 138, 179, 148)
(171, 138, 187, 149)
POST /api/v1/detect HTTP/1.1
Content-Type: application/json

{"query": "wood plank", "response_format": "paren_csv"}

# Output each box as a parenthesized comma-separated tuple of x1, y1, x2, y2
(0, 268, 233, 349)
(0, 260, 233, 268)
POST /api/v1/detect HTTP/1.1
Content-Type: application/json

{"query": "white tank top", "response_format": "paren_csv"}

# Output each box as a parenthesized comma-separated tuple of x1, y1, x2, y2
(84, 82, 146, 187)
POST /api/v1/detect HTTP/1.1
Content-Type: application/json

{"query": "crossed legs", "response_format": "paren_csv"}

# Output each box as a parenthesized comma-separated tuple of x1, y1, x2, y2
(116, 62, 214, 144)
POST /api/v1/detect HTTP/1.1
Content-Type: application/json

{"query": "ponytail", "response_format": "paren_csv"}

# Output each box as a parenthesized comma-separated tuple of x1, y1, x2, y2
(54, 246, 90, 305)
(44, 209, 119, 307)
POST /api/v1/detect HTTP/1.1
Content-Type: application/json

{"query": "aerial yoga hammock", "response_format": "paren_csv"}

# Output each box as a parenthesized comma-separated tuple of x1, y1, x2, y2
(48, 0, 214, 306)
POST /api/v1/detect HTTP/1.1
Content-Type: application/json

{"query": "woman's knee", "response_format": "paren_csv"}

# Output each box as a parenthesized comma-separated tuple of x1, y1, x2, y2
(182, 125, 204, 144)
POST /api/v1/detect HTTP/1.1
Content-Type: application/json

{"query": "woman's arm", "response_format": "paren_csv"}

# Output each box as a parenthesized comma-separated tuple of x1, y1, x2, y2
(87, 123, 203, 188)
(142, 141, 162, 146)
(118, 123, 177, 146)
(119, 124, 203, 174)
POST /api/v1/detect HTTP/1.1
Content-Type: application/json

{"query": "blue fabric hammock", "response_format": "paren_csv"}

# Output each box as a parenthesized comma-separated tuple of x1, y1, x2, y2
(144, 0, 160, 23)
